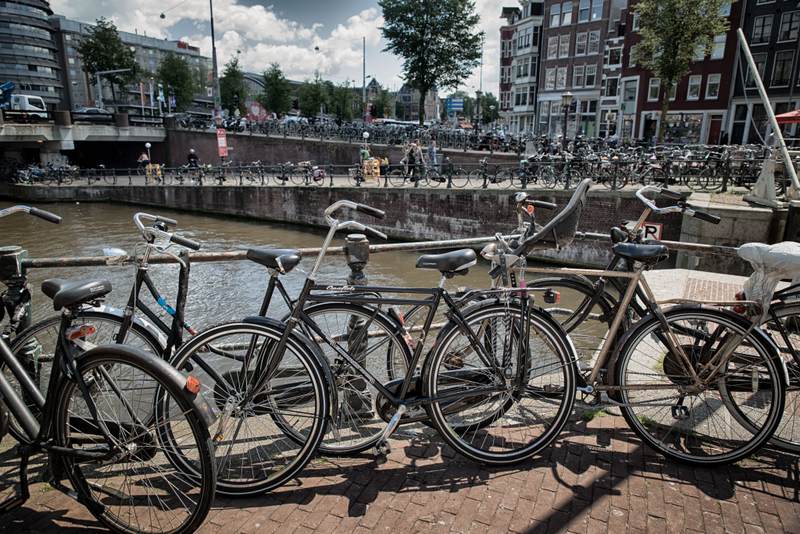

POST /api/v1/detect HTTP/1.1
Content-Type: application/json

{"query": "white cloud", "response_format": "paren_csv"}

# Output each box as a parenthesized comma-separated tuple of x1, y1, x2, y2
(49, 0, 501, 95)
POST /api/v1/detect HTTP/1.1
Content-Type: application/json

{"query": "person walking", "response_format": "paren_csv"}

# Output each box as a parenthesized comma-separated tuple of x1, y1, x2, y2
(427, 140, 438, 172)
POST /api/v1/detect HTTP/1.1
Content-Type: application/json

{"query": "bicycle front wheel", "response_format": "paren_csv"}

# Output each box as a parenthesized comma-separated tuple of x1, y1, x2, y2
(167, 322, 329, 496)
(54, 346, 216, 534)
(423, 302, 576, 465)
(616, 306, 784, 465)
(387, 169, 407, 187)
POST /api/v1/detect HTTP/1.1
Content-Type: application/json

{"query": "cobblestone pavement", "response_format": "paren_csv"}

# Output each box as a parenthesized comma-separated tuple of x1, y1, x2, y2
(1, 275, 798, 533)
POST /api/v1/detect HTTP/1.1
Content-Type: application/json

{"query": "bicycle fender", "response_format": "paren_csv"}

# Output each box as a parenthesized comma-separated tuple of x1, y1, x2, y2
(91, 304, 169, 349)
(242, 316, 339, 420)
(75, 344, 217, 428)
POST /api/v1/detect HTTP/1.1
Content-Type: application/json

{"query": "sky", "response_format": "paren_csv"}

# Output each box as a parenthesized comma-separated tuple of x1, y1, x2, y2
(49, 0, 503, 96)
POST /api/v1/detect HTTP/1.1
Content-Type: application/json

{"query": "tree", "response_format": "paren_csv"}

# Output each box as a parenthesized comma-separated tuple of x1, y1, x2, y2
(329, 83, 355, 122)
(480, 92, 500, 125)
(258, 63, 292, 116)
(633, 0, 730, 142)
(157, 53, 196, 112)
(298, 76, 327, 118)
(77, 18, 137, 104)
(379, 0, 483, 125)
(220, 57, 247, 116)
(372, 88, 392, 118)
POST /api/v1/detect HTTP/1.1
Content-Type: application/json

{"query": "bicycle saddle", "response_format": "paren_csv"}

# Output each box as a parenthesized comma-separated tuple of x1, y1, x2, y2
(42, 278, 112, 310)
(416, 249, 477, 276)
(612, 243, 669, 264)
(246, 248, 302, 274)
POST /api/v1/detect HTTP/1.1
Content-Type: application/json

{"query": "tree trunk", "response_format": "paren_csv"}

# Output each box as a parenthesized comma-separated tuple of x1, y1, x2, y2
(656, 81, 671, 144)
(418, 88, 427, 126)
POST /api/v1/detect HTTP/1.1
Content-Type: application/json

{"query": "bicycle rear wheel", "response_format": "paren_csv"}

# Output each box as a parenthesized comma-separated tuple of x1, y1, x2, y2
(54, 346, 216, 534)
(423, 302, 576, 465)
(166, 322, 329, 496)
(449, 168, 470, 188)
(388, 169, 407, 187)
(616, 307, 784, 465)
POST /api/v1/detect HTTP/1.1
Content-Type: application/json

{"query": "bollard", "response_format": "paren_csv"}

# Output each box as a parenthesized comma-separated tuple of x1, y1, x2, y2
(344, 234, 369, 406)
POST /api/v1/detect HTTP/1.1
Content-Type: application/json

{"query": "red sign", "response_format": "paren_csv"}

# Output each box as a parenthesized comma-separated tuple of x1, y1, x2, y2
(216, 128, 228, 158)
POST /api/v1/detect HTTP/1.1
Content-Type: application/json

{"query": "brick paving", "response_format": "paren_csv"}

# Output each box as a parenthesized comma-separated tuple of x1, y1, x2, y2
(1, 273, 799, 533)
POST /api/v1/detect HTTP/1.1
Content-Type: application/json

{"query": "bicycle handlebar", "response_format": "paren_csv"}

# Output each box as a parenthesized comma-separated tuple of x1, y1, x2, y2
(0, 205, 61, 224)
(635, 186, 720, 225)
(170, 233, 202, 250)
(133, 212, 201, 250)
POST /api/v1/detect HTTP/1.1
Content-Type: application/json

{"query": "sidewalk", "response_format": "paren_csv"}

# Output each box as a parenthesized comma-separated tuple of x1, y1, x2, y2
(1, 269, 798, 533)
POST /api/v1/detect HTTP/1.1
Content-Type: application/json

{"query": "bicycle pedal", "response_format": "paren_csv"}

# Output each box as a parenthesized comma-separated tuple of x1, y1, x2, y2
(671, 405, 690, 420)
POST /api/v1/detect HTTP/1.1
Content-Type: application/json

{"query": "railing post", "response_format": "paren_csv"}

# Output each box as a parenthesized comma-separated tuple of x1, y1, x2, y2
(329, 165, 335, 187)
(446, 158, 453, 189)
(343, 232, 370, 408)
(0, 247, 31, 337)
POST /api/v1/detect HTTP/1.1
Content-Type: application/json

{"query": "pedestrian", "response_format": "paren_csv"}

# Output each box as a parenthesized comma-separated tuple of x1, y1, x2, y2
(427, 140, 438, 171)
(187, 148, 199, 167)
(137, 151, 150, 184)
(406, 140, 419, 180)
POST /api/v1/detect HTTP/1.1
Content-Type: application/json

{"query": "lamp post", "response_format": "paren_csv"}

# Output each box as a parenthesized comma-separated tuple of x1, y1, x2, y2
(561, 91, 573, 151)
(145, 142, 152, 161)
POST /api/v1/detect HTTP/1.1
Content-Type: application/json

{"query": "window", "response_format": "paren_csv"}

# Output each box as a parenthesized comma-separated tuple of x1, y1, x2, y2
(591, 0, 603, 21)
(559, 34, 570, 57)
(629, 44, 638, 67)
(547, 36, 558, 59)
(501, 66, 511, 83)
(557, 67, 567, 89)
(719, 2, 731, 16)
(539, 101, 551, 131)
(562, 1, 573, 25)
(579, 0, 590, 22)
(779, 11, 800, 42)
(68, 57, 75, 65)
(705, 73, 721, 99)
(632, 12, 640, 31)
(573, 65, 585, 87)
(605, 46, 622, 66)
(585, 64, 597, 86)
(575, 32, 587, 55)
(648, 78, 661, 101)
(587, 31, 600, 54)
(545, 68, 556, 90)
(668, 82, 677, 100)
(694, 44, 705, 61)
(710, 34, 726, 60)
(528, 86, 536, 103)
(516, 57, 530, 78)
(550, 3, 561, 27)
(752, 15, 773, 44)
(772, 50, 794, 86)
(746, 53, 767, 86)
(687, 75, 702, 100)
(603, 76, 619, 97)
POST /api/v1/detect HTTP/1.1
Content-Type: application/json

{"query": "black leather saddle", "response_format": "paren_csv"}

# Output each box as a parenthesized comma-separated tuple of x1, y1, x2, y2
(415, 249, 477, 276)
(612, 243, 669, 264)
(41, 278, 112, 310)
(246, 248, 302, 274)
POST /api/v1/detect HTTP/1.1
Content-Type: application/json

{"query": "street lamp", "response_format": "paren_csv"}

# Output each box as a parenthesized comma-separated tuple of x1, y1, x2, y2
(561, 91, 574, 151)
(145, 142, 152, 161)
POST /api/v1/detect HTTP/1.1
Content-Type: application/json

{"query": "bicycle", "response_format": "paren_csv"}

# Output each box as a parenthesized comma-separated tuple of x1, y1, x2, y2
(523, 186, 786, 465)
(388, 163, 447, 188)
(0, 205, 216, 533)
(467, 158, 513, 189)
(174, 200, 577, 465)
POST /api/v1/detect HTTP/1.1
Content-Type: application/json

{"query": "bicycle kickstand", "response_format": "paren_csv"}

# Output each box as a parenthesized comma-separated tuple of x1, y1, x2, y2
(0, 445, 31, 514)
(374, 405, 407, 460)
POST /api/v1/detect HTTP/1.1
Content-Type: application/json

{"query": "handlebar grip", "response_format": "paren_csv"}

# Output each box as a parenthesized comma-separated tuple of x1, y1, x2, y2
(363, 226, 388, 241)
(659, 189, 687, 201)
(158, 215, 178, 227)
(691, 209, 721, 225)
(170, 233, 201, 250)
(530, 200, 557, 210)
(356, 204, 386, 220)
(29, 207, 62, 224)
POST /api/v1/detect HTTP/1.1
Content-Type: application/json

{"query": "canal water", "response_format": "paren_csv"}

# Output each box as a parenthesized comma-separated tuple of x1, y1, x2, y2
(7, 202, 493, 327)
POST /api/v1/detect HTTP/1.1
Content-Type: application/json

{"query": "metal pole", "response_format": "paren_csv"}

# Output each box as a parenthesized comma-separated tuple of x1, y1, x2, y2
(362, 36, 367, 121)
(95, 73, 103, 109)
(736, 28, 799, 195)
(210, 0, 222, 124)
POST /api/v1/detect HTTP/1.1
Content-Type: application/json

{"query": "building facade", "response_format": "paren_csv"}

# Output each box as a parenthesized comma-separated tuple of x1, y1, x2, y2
(395, 84, 438, 122)
(499, 1, 544, 135)
(0, 0, 63, 106)
(51, 16, 213, 114)
(729, 0, 800, 144)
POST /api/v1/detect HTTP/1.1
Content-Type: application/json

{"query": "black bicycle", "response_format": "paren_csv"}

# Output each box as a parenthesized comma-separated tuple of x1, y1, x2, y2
(0, 205, 216, 534)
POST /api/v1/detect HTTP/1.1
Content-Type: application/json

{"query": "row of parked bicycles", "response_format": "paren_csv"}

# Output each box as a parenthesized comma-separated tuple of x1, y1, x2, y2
(0, 182, 798, 533)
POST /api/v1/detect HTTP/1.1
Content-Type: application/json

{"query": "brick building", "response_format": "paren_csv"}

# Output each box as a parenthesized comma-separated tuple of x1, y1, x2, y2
(498, 1, 544, 135)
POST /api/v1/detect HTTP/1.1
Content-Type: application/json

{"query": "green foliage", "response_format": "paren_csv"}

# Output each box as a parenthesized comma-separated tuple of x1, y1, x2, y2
(77, 18, 137, 102)
(633, 0, 731, 141)
(258, 63, 292, 116)
(298, 76, 327, 118)
(157, 53, 196, 112)
(379, 0, 483, 124)
(220, 57, 247, 116)
(372, 88, 392, 118)
(480, 92, 500, 124)
(330, 83, 354, 121)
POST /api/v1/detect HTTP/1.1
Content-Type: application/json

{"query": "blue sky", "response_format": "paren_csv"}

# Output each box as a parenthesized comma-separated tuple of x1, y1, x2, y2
(50, 0, 502, 95)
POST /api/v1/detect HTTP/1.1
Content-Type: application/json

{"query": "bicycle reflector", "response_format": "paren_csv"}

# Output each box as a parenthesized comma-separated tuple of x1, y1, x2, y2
(185, 375, 201, 395)
(67, 324, 97, 340)
(544, 289, 560, 305)
(733, 291, 747, 315)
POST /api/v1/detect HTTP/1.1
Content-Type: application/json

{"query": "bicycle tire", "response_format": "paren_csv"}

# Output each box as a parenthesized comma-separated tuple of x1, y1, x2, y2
(388, 169, 407, 188)
(6, 311, 163, 442)
(615, 306, 784, 466)
(447, 168, 469, 188)
(468, 170, 485, 188)
(423, 301, 576, 465)
(289, 171, 306, 186)
(55, 345, 216, 534)
(166, 321, 329, 496)
(494, 169, 513, 189)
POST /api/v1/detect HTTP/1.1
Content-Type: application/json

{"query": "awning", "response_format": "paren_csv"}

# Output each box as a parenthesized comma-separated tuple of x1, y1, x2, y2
(775, 109, 800, 124)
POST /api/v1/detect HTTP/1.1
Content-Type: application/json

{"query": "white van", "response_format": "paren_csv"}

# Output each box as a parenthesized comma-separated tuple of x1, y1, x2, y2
(10, 95, 48, 119)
